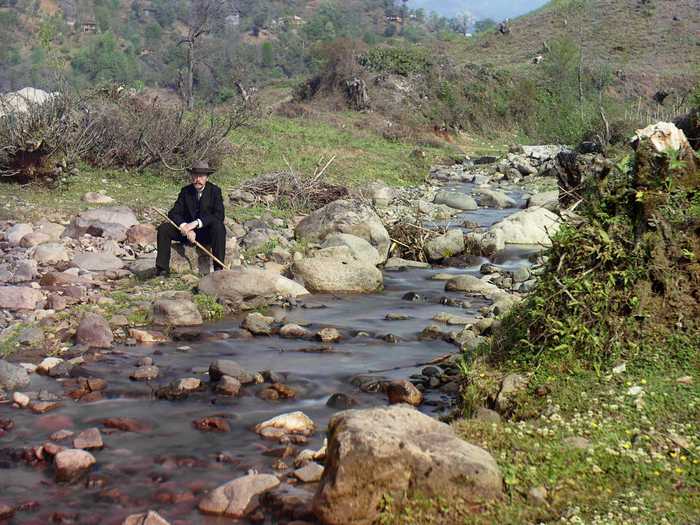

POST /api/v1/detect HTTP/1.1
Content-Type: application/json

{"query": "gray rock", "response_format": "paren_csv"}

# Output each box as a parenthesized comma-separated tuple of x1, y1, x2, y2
(474, 188, 517, 209)
(31, 243, 70, 265)
(35, 221, 65, 241)
(130, 365, 160, 381)
(72, 252, 125, 272)
(73, 206, 138, 229)
(5, 223, 33, 245)
(0, 360, 31, 390)
(122, 510, 171, 525)
(496, 373, 528, 413)
(18, 326, 44, 347)
(198, 473, 281, 518)
(487, 207, 561, 246)
(199, 267, 308, 303)
(322, 233, 382, 266)
(294, 461, 324, 483)
(384, 258, 430, 271)
(209, 359, 255, 385)
(216, 375, 241, 396)
(526, 190, 559, 211)
(474, 407, 502, 423)
(19, 231, 51, 248)
(54, 449, 96, 482)
(293, 246, 383, 294)
(433, 190, 478, 211)
(152, 299, 203, 327)
(75, 313, 113, 349)
(295, 200, 390, 262)
(13, 260, 38, 282)
(424, 229, 465, 261)
(445, 275, 499, 295)
(241, 312, 274, 335)
(313, 405, 502, 525)
(0, 286, 44, 310)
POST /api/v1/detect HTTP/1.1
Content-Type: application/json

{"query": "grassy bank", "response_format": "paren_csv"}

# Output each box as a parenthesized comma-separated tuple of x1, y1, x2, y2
(0, 114, 465, 223)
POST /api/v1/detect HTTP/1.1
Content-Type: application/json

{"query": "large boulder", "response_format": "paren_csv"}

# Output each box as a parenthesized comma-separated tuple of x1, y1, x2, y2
(152, 299, 203, 326)
(313, 405, 502, 525)
(433, 191, 478, 211)
(65, 206, 138, 240)
(75, 314, 113, 348)
(198, 474, 281, 518)
(474, 188, 517, 209)
(198, 267, 308, 303)
(0, 87, 57, 116)
(321, 234, 382, 267)
(71, 252, 125, 272)
(0, 286, 43, 310)
(424, 229, 465, 261)
(295, 200, 390, 262)
(487, 207, 561, 246)
(5, 223, 33, 245)
(30, 243, 70, 265)
(0, 360, 31, 390)
(293, 246, 383, 294)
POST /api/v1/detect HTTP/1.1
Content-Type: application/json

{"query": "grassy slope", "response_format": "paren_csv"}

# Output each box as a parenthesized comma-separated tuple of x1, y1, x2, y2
(0, 113, 465, 223)
(454, 0, 700, 97)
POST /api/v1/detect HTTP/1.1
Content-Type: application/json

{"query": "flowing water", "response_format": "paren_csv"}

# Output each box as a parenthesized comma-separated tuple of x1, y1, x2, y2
(0, 184, 538, 524)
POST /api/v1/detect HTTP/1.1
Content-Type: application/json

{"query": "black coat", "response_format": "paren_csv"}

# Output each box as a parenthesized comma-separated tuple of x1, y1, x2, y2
(167, 182, 225, 228)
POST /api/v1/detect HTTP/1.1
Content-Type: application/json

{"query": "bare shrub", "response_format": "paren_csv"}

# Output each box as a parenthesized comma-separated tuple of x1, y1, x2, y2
(78, 90, 258, 173)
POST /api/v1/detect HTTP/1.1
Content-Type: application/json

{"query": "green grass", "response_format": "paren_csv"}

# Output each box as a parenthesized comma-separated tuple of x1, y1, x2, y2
(0, 114, 457, 222)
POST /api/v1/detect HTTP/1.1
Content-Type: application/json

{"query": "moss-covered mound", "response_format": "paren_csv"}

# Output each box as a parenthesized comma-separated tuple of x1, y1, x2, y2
(491, 127, 700, 369)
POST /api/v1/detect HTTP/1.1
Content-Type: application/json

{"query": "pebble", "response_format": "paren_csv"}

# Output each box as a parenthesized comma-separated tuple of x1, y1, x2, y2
(293, 461, 324, 483)
(12, 392, 30, 408)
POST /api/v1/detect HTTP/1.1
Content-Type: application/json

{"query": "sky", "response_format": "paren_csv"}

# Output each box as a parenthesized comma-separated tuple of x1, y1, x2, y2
(407, 0, 550, 21)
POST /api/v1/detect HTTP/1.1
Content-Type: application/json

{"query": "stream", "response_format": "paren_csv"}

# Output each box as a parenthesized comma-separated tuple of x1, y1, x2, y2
(0, 183, 539, 524)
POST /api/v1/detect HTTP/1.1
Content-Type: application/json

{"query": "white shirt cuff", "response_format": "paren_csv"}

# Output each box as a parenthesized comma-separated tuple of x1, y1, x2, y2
(197, 219, 203, 229)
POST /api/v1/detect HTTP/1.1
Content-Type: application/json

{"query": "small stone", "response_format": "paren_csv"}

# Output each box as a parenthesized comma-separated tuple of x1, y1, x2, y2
(612, 363, 626, 374)
(193, 417, 230, 432)
(82, 192, 114, 204)
(129, 366, 159, 381)
(271, 383, 297, 399)
(627, 385, 643, 396)
(122, 510, 171, 525)
(241, 312, 275, 336)
(385, 313, 410, 321)
(50, 429, 74, 441)
(326, 393, 358, 410)
(172, 377, 201, 392)
(209, 360, 255, 384)
(0, 504, 14, 520)
(386, 380, 422, 406)
(254, 412, 315, 437)
(528, 485, 548, 506)
(474, 407, 501, 423)
(216, 375, 241, 396)
(73, 428, 103, 450)
(293, 462, 324, 483)
(12, 391, 30, 407)
(279, 324, 309, 339)
(258, 388, 280, 401)
(198, 473, 281, 518)
(37, 357, 63, 375)
(54, 449, 96, 482)
(316, 327, 341, 343)
(30, 401, 62, 414)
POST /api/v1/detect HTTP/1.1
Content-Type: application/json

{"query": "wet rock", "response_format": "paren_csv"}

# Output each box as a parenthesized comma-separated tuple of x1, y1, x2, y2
(293, 246, 383, 294)
(50, 429, 74, 441)
(198, 473, 281, 518)
(383, 258, 430, 271)
(313, 405, 502, 525)
(0, 360, 30, 390)
(326, 393, 358, 410)
(385, 313, 410, 321)
(258, 388, 280, 401)
(386, 380, 422, 406)
(130, 366, 159, 381)
(172, 377, 201, 392)
(321, 234, 382, 267)
(152, 299, 203, 327)
(424, 229, 465, 261)
(216, 375, 242, 396)
(102, 418, 150, 433)
(72, 252, 125, 272)
(36, 357, 64, 375)
(316, 327, 341, 343)
(445, 275, 499, 295)
(6, 223, 33, 245)
(432, 312, 471, 325)
(199, 267, 309, 303)
(294, 462, 324, 483)
(209, 360, 255, 384)
(129, 329, 168, 344)
(255, 412, 315, 437)
(487, 207, 561, 246)
(73, 428, 103, 450)
(0, 503, 14, 520)
(0, 286, 44, 310)
(30, 401, 62, 414)
(496, 373, 528, 413)
(13, 391, 30, 407)
(433, 191, 477, 211)
(271, 383, 297, 399)
(122, 510, 171, 525)
(295, 199, 390, 262)
(75, 314, 113, 348)
(193, 417, 230, 432)
(242, 312, 275, 335)
(54, 449, 96, 482)
(474, 188, 517, 209)
(280, 324, 310, 339)
(350, 375, 389, 393)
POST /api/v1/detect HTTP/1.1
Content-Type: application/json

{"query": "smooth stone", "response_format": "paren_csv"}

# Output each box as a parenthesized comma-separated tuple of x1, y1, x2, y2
(54, 449, 96, 482)
(198, 474, 281, 518)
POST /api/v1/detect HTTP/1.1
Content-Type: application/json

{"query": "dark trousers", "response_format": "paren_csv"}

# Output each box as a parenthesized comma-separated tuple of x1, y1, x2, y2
(156, 221, 226, 272)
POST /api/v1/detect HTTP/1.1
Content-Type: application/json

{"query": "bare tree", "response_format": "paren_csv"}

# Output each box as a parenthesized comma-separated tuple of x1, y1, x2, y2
(178, 0, 226, 110)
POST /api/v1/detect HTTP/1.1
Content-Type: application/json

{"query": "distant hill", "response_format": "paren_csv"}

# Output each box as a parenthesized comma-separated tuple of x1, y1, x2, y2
(456, 0, 700, 98)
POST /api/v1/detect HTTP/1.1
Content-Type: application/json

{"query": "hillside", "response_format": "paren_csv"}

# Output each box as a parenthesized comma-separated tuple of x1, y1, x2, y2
(457, 0, 700, 98)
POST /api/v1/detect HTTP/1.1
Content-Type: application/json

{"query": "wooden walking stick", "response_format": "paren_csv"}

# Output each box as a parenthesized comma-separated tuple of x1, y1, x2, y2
(152, 208, 231, 271)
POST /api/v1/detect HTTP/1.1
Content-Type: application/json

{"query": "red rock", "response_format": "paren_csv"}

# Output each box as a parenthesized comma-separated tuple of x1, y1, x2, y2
(54, 449, 96, 482)
(75, 313, 113, 349)
(386, 380, 422, 406)
(30, 401, 62, 414)
(192, 417, 230, 433)
(102, 418, 151, 433)
(73, 428, 103, 450)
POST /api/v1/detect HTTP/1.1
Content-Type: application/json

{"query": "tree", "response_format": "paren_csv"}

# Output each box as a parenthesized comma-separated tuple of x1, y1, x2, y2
(178, 0, 226, 110)
(474, 18, 497, 34)
(261, 42, 274, 68)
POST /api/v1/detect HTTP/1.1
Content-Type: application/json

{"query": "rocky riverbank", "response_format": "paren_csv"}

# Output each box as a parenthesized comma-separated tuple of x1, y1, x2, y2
(0, 142, 580, 524)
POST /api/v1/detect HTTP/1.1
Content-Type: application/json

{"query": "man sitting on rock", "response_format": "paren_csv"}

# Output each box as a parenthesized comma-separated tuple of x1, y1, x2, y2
(155, 161, 226, 276)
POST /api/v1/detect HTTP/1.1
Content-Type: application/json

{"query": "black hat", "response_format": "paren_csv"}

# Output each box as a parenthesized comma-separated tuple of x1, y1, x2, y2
(187, 160, 216, 175)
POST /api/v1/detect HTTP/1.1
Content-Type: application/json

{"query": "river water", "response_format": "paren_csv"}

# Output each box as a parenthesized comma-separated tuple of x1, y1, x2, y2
(0, 184, 537, 524)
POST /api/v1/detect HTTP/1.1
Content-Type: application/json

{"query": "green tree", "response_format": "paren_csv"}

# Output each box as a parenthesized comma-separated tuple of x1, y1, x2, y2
(72, 32, 139, 83)
(474, 18, 497, 34)
(261, 41, 274, 67)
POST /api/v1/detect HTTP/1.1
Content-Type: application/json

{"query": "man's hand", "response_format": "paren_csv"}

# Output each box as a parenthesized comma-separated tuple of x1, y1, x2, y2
(187, 220, 200, 231)
(179, 222, 190, 235)
(186, 230, 196, 243)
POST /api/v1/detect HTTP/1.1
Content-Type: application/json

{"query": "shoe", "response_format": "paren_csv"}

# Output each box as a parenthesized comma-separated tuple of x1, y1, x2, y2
(154, 268, 170, 277)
